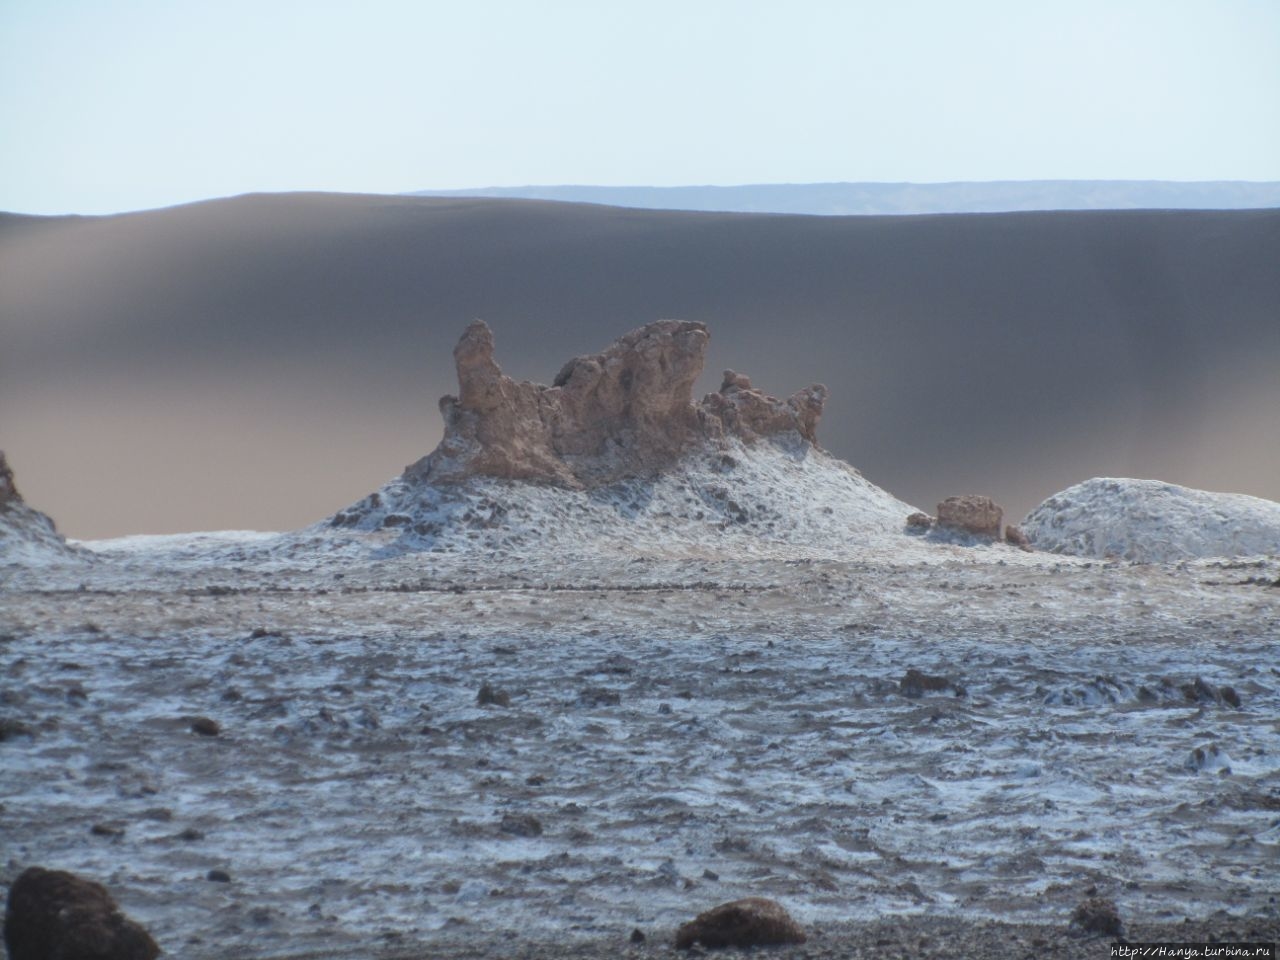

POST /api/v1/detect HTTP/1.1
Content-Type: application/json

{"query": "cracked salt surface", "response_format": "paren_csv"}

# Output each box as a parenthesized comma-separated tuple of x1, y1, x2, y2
(2, 443, 1279, 957)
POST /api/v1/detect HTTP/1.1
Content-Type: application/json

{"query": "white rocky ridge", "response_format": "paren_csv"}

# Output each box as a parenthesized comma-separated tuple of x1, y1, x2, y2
(1023, 477, 1280, 563)
(324, 435, 919, 562)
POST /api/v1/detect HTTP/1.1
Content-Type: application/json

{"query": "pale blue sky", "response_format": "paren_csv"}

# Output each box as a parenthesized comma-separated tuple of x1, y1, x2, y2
(2, 0, 1278, 214)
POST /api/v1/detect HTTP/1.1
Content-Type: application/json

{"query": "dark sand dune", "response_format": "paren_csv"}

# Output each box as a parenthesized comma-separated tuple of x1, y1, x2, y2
(2, 193, 1278, 539)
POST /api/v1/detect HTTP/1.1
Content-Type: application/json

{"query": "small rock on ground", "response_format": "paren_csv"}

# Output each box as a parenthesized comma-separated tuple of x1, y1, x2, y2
(1069, 897, 1124, 937)
(476, 682, 511, 707)
(675, 897, 806, 950)
(190, 716, 220, 736)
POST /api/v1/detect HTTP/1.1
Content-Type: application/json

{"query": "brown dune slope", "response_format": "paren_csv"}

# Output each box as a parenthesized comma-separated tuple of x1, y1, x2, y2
(1, 193, 1277, 538)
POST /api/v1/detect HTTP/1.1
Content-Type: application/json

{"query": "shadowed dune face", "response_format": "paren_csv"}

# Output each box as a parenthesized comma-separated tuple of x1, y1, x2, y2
(1, 193, 1278, 538)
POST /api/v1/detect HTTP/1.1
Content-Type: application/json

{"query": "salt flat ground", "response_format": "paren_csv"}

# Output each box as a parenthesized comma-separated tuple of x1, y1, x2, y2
(2, 543, 1278, 958)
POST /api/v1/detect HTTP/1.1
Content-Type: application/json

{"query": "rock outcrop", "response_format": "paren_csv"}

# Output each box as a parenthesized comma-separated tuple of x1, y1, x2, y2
(0, 451, 18, 508)
(3, 866, 161, 960)
(0, 452, 80, 564)
(905, 497, 1033, 550)
(405, 320, 827, 488)
(936, 495, 1003, 539)
(675, 897, 806, 950)
(703, 370, 827, 446)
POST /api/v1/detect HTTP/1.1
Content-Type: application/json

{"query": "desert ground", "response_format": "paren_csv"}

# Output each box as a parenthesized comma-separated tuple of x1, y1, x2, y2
(3, 531, 1278, 958)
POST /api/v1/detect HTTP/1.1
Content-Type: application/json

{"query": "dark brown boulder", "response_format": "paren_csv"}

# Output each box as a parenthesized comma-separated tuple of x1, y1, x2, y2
(4, 866, 160, 960)
(675, 897, 806, 950)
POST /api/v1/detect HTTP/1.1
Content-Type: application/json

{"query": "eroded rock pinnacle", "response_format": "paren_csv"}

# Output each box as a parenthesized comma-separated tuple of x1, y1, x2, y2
(406, 320, 827, 487)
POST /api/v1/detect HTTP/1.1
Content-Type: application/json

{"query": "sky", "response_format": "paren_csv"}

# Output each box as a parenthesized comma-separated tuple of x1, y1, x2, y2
(2, 0, 1279, 215)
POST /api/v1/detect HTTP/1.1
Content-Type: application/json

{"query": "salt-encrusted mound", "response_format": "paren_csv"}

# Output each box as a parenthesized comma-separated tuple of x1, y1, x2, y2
(0, 451, 83, 565)
(1022, 477, 1280, 563)
(331, 434, 915, 559)
(328, 320, 917, 559)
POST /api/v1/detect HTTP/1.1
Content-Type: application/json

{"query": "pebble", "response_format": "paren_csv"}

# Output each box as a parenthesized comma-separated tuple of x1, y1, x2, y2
(190, 716, 220, 736)
(1070, 896, 1124, 936)
(579, 687, 622, 707)
(500, 813, 543, 837)
(476, 682, 511, 707)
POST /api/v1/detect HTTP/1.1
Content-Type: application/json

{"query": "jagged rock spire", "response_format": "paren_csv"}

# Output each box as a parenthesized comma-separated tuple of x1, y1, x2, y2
(407, 320, 828, 487)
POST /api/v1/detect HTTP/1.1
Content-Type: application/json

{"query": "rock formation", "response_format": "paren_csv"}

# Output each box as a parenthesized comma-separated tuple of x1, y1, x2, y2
(0, 452, 80, 562)
(905, 497, 1033, 549)
(326, 319, 921, 552)
(704, 369, 826, 446)
(675, 897, 806, 950)
(405, 320, 828, 488)
(0, 451, 19, 509)
(936, 495, 1004, 539)
(3, 866, 161, 960)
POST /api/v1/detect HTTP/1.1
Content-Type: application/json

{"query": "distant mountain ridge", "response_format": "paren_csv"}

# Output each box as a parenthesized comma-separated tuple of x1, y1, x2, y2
(409, 180, 1280, 215)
